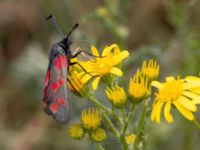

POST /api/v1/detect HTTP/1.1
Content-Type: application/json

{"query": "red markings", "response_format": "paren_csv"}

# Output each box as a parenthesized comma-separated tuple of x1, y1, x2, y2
(51, 82, 58, 91)
(59, 79, 64, 86)
(43, 52, 69, 120)
(60, 55, 67, 67)
(51, 79, 64, 91)
(51, 103, 59, 113)
(54, 55, 67, 70)
(59, 98, 65, 106)
(54, 57, 62, 70)
(50, 98, 66, 113)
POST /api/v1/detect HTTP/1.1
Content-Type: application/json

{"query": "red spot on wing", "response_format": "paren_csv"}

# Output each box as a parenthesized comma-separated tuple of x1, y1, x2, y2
(54, 55, 67, 70)
(51, 82, 58, 91)
(59, 79, 64, 86)
(51, 102, 59, 113)
(54, 57, 61, 70)
(60, 55, 67, 67)
(51, 79, 64, 92)
(59, 98, 65, 106)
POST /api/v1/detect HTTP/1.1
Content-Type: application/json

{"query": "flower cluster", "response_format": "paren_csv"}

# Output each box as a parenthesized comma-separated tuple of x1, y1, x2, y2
(68, 123, 84, 140)
(81, 107, 101, 130)
(68, 107, 106, 143)
(66, 43, 200, 150)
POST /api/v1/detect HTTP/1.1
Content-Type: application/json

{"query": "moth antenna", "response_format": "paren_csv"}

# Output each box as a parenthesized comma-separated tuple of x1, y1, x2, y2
(47, 15, 65, 37)
(67, 23, 79, 38)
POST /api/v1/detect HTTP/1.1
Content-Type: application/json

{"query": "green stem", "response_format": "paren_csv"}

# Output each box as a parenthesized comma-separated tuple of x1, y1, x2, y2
(193, 118, 200, 129)
(112, 106, 123, 130)
(102, 112, 119, 138)
(122, 105, 136, 135)
(95, 143, 106, 150)
(119, 105, 136, 150)
(134, 101, 147, 150)
(87, 95, 112, 114)
(120, 136, 129, 150)
(121, 108, 126, 124)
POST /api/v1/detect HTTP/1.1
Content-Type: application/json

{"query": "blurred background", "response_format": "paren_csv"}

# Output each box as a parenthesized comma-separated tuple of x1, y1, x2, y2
(0, 0, 200, 150)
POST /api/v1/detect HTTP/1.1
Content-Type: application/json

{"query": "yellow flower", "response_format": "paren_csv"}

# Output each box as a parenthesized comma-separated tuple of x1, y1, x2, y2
(129, 72, 149, 102)
(184, 76, 200, 95)
(90, 128, 107, 142)
(79, 44, 129, 90)
(141, 59, 159, 81)
(68, 123, 85, 140)
(67, 66, 91, 97)
(125, 133, 136, 145)
(105, 85, 126, 108)
(81, 107, 101, 130)
(151, 76, 200, 124)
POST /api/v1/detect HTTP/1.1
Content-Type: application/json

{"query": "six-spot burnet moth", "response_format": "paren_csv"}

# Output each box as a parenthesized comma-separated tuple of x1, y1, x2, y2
(43, 15, 81, 124)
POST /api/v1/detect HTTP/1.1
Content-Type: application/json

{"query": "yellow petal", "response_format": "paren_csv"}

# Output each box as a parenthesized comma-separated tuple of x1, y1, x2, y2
(182, 91, 199, 99)
(164, 101, 173, 123)
(109, 67, 123, 76)
(150, 110, 156, 122)
(82, 74, 92, 83)
(185, 76, 200, 81)
(151, 81, 162, 89)
(112, 51, 129, 65)
(183, 77, 200, 89)
(192, 96, 200, 104)
(105, 89, 111, 99)
(185, 76, 200, 82)
(70, 58, 77, 63)
(78, 60, 88, 70)
(177, 96, 197, 112)
(173, 101, 194, 121)
(150, 100, 164, 123)
(91, 45, 100, 57)
(151, 102, 158, 122)
(102, 44, 117, 56)
(166, 76, 175, 82)
(184, 83, 200, 90)
(155, 100, 164, 124)
(189, 87, 200, 94)
(92, 77, 101, 90)
(112, 44, 121, 54)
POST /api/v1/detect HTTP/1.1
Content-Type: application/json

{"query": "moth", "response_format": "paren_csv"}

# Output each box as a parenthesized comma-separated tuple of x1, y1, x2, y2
(43, 15, 80, 124)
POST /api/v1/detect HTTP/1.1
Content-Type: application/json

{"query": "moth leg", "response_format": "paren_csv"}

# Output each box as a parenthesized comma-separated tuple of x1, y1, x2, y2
(67, 78, 76, 91)
(72, 48, 80, 57)
(72, 48, 103, 58)
(72, 48, 99, 63)
(69, 62, 96, 77)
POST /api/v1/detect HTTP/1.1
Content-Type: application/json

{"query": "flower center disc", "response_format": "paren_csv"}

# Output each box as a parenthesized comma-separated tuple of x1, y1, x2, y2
(92, 58, 112, 75)
(158, 80, 183, 102)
